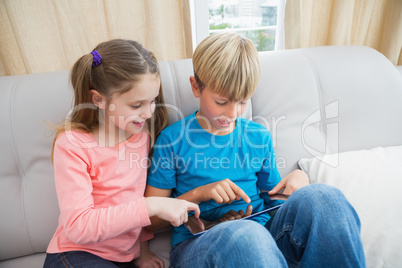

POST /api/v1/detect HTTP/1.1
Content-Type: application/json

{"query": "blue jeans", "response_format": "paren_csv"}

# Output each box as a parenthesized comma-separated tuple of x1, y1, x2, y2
(170, 184, 366, 268)
(43, 251, 136, 268)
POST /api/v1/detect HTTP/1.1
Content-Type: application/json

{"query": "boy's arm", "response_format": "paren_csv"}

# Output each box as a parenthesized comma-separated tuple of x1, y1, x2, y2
(180, 179, 251, 204)
(146, 180, 250, 205)
(268, 169, 310, 196)
(257, 130, 309, 195)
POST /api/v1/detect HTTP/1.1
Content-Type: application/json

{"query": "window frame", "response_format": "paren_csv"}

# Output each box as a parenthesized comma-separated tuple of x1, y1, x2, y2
(189, 0, 285, 51)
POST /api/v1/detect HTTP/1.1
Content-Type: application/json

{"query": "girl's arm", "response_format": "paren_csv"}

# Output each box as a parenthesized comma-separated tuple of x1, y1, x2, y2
(54, 135, 152, 245)
(145, 180, 251, 231)
(133, 241, 165, 268)
(144, 186, 174, 231)
(145, 195, 199, 228)
(54, 134, 199, 244)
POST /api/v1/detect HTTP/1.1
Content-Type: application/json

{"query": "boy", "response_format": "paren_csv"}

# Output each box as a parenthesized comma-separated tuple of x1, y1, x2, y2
(146, 32, 365, 267)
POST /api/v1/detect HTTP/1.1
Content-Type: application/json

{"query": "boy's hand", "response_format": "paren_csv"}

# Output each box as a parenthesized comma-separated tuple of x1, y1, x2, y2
(219, 205, 253, 222)
(145, 197, 200, 227)
(196, 178, 251, 204)
(269, 169, 310, 196)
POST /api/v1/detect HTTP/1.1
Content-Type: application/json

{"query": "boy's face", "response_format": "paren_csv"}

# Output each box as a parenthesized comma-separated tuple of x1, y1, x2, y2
(190, 76, 248, 135)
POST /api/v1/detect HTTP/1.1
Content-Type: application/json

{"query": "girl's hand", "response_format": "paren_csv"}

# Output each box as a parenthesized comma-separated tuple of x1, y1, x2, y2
(268, 169, 310, 196)
(219, 205, 253, 222)
(134, 242, 164, 268)
(194, 178, 251, 204)
(145, 197, 200, 227)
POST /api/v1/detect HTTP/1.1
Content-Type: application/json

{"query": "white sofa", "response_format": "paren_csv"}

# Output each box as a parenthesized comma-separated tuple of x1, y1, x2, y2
(1, 46, 402, 268)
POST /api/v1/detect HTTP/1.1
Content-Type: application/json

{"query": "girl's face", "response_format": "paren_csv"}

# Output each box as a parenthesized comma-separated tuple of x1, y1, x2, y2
(104, 73, 160, 138)
(191, 77, 248, 135)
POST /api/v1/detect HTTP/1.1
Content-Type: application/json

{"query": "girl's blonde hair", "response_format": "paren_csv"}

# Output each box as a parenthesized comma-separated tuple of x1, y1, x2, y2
(51, 39, 168, 161)
(192, 31, 261, 101)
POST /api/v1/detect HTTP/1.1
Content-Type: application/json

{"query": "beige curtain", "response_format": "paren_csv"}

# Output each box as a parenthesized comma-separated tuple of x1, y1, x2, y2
(0, 0, 192, 76)
(284, 0, 402, 65)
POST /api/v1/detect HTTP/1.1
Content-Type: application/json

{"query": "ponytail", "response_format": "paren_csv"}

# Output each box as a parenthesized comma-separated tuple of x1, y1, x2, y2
(69, 54, 100, 133)
(51, 54, 96, 162)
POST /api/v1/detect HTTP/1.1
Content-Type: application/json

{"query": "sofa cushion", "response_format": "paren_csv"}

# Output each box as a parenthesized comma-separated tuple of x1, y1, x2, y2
(298, 146, 402, 268)
(0, 253, 46, 268)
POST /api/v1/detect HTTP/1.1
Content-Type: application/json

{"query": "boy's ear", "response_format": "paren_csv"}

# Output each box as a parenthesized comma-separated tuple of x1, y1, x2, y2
(190, 76, 201, 98)
(89, 89, 106, 109)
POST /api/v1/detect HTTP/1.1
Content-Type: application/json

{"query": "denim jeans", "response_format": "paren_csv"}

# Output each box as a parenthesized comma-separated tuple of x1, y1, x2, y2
(170, 184, 366, 268)
(43, 251, 136, 268)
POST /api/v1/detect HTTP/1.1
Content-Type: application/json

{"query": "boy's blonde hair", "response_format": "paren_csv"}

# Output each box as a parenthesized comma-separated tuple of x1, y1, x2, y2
(192, 31, 260, 101)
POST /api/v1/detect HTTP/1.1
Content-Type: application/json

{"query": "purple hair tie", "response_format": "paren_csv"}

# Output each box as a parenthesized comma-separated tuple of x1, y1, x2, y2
(90, 50, 102, 66)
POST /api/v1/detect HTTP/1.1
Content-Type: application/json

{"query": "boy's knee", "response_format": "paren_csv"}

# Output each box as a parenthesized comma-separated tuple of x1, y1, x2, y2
(213, 220, 275, 250)
(292, 183, 345, 205)
(289, 184, 356, 220)
(207, 220, 286, 265)
(216, 220, 268, 239)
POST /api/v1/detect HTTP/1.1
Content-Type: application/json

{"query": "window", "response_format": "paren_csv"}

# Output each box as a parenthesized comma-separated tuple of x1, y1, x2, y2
(190, 0, 284, 52)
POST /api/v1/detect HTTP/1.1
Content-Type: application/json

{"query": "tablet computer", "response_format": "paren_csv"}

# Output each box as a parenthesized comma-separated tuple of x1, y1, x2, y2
(184, 203, 284, 236)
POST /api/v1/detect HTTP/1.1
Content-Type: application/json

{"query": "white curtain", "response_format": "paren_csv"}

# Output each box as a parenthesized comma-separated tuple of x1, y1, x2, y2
(284, 0, 402, 65)
(0, 0, 193, 76)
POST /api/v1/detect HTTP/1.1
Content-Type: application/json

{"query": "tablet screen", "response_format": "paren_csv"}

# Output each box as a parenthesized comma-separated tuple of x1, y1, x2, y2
(184, 204, 283, 236)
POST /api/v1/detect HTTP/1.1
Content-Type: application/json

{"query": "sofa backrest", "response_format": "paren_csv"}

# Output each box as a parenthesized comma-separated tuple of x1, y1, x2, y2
(254, 46, 402, 173)
(1, 46, 402, 263)
(0, 71, 72, 262)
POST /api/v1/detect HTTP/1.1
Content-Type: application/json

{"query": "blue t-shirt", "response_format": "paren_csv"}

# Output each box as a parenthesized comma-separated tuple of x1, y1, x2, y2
(147, 111, 282, 246)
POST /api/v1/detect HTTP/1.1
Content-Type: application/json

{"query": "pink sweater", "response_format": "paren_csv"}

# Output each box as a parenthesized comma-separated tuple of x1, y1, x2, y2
(47, 131, 153, 262)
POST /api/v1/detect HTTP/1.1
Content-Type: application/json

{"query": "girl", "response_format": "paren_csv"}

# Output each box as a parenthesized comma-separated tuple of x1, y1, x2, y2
(44, 39, 199, 268)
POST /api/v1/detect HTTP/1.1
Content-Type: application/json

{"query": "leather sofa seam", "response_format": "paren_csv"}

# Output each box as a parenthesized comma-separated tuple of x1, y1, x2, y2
(10, 76, 36, 253)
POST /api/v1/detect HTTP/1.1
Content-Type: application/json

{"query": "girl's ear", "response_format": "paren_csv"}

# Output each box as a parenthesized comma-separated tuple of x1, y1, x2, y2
(190, 76, 201, 98)
(89, 90, 106, 109)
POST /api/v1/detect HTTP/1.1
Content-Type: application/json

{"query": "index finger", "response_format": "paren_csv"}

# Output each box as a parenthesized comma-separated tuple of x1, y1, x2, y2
(187, 202, 200, 218)
(229, 181, 251, 203)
